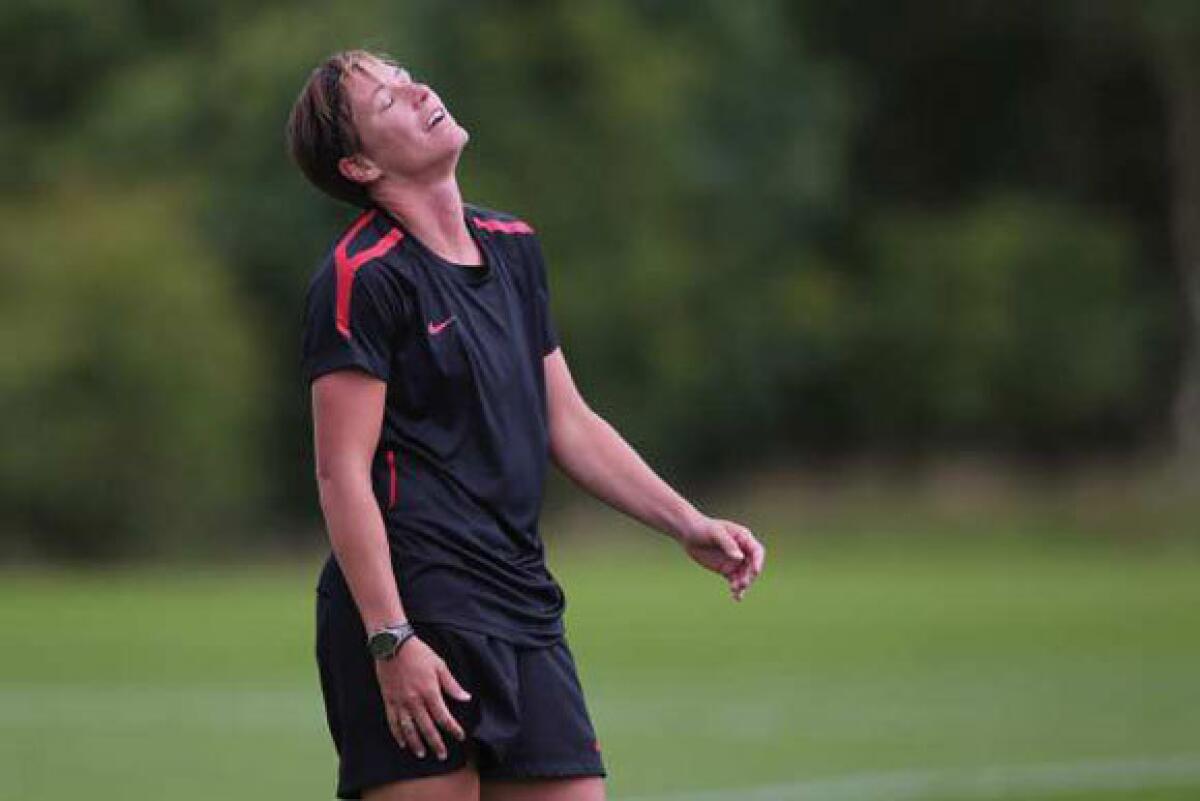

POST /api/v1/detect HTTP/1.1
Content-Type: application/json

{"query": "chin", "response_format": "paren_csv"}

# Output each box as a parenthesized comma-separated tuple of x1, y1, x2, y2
(444, 125, 469, 164)
(423, 131, 469, 178)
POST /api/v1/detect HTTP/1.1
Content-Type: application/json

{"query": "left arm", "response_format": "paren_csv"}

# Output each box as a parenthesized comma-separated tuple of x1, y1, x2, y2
(544, 347, 766, 600)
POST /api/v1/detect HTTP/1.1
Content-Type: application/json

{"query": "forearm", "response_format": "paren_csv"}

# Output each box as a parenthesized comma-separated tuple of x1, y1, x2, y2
(550, 409, 706, 542)
(317, 470, 407, 632)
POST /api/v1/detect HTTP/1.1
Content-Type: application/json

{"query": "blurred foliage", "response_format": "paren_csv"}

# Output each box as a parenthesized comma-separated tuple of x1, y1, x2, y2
(0, 0, 1187, 558)
(0, 187, 265, 559)
(856, 197, 1162, 450)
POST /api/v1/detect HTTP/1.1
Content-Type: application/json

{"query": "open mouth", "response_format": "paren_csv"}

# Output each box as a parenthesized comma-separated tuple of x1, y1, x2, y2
(426, 108, 446, 131)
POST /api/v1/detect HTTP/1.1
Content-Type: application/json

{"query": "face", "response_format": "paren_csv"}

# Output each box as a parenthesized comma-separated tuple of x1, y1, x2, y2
(338, 55, 469, 186)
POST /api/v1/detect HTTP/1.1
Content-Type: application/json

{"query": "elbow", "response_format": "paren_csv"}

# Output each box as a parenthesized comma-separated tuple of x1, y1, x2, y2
(313, 468, 338, 512)
(313, 459, 340, 491)
(314, 460, 370, 506)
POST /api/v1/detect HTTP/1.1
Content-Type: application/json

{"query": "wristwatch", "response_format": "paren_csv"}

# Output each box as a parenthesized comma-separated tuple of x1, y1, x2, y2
(366, 621, 416, 661)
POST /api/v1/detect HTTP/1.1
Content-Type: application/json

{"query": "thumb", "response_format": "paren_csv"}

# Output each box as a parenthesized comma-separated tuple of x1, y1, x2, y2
(717, 529, 744, 561)
(438, 663, 472, 702)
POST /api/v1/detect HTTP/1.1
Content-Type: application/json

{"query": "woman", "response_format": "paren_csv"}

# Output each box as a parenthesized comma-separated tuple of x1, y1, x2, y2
(286, 49, 765, 801)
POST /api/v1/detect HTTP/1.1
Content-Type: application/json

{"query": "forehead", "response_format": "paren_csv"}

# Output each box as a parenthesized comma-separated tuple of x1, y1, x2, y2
(341, 55, 402, 104)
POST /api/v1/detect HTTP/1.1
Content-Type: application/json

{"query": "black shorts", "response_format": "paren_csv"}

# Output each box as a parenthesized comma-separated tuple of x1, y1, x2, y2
(315, 583, 607, 799)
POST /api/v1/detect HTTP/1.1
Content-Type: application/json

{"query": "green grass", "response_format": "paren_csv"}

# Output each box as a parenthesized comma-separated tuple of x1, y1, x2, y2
(1, 533, 1198, 800)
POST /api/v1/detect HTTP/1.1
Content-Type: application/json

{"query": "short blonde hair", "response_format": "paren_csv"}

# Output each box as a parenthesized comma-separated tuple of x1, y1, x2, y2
(284, 49, 397, 208)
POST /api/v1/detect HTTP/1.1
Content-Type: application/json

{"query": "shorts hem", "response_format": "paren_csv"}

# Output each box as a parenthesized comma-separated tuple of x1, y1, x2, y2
(336, 753, 470, 800)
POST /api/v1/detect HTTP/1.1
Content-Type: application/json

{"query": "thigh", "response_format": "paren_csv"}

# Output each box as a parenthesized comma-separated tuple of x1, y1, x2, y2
(364, 757, 481, 801)
(481, 776, 605, 801)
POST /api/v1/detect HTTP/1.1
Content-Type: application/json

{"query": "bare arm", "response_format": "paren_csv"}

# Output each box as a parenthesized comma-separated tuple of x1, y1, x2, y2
(311, 369, 469, 760)
(543, 347, 766, 599)
(311, 370, 405, 631)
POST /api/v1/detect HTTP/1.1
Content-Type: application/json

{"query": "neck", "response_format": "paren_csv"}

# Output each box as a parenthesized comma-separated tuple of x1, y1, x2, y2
(371, 176, 480, 265)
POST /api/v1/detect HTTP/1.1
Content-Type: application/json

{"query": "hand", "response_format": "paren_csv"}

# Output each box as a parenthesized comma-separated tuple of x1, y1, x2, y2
(679, 516, 766, 601)
(373, 635, 472, 760)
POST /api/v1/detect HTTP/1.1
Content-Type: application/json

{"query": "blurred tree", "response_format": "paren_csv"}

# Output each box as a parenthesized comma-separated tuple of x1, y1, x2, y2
(1010, 0, 1200, 465)
(811, 0, 1174, 454)
(1138, 2, 1200, 465)
(0, 187, 266, 560)
(0, 0, 1188, 558)
(856, 197, 1160, 454)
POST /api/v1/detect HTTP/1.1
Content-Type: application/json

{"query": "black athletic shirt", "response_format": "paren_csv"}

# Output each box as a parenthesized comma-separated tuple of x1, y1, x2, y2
(301, 202, 566, 646)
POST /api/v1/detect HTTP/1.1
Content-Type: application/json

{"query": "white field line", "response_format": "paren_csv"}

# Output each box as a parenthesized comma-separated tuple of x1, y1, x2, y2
(618, 755, 1200, 801)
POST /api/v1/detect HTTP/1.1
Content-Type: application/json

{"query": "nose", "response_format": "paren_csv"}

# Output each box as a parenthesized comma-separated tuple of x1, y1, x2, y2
(409, 83, 431, 108)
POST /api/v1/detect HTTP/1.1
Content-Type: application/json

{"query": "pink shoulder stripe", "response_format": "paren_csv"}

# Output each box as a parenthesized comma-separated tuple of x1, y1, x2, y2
(472, 217, 535, 235)
(334, 209, 404, 339)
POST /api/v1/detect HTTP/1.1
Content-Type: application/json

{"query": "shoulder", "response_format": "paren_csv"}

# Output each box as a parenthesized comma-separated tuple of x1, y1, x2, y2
(466, 203, 537, 237)
(308, 208, 412, 295)
(465, 203, 545, 291)
(304, 209, 412, 334)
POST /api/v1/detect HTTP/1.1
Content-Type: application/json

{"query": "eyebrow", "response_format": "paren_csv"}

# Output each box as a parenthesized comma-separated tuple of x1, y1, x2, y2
(368, 65, 407, 102)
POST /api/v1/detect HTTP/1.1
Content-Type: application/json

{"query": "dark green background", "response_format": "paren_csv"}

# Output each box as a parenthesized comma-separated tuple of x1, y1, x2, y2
(2, 1, 1197, 559)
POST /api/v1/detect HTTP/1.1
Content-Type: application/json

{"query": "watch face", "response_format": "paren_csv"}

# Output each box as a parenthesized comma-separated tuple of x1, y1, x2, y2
(369, 631, 400, 658)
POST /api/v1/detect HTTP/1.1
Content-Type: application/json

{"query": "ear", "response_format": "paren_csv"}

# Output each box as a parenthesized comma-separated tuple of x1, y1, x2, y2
(337, 153, 381, 187)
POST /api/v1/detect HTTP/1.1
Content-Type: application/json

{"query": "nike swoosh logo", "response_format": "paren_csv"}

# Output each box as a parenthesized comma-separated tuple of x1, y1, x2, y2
(427, 315, 456, 335)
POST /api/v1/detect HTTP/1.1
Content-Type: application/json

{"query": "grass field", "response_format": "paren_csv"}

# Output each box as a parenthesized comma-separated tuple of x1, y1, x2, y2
(2, 525, 1198, 800)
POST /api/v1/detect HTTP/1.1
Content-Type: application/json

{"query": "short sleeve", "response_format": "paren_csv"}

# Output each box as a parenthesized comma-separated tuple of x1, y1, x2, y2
(300, 261, 408, 385)
(527, 235, 561, 356)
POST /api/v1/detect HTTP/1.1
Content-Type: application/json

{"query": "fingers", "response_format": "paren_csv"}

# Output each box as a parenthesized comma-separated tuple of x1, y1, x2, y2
(751, 533, 766, 574)
(735, 530, 764, 580)
(385, 665, 471, 761)
(727, 525, 765, 601)
(438, 662, 473, 703)
(429, 696, 466, 745)
(411, 701, 448, 760)
(724, 564, 748, 600)
(385, 706, 406, 750)
(432, 666, 468, 743)
(391, 704, 425, 755)
(718, 528, 745, 562)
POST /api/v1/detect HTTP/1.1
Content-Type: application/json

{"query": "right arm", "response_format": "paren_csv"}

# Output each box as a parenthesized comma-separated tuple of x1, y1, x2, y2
(311, 369, 471, 761)
(303, 255, 469, 760)
(312, 370, 406, 632)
